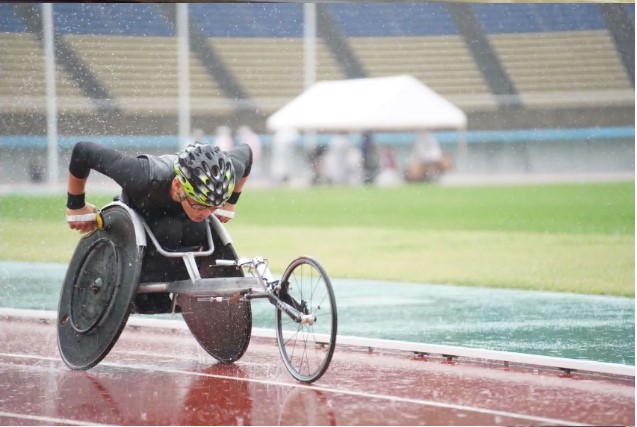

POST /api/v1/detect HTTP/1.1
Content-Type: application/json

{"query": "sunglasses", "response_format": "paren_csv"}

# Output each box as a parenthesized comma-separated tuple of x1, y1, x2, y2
(183, 196, 215, 211)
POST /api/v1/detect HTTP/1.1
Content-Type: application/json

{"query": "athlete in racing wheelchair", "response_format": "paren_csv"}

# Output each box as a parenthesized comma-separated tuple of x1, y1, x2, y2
(66, 140, 251, 313)
(60, 140, 337, 382)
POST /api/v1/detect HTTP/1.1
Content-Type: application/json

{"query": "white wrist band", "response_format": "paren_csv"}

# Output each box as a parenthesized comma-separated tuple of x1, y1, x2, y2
(214, 209, 235, 219)
(66, 214, 97, 223)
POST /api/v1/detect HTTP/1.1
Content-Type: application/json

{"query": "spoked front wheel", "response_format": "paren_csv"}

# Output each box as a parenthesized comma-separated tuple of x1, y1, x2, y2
(275, 256, 337, 382)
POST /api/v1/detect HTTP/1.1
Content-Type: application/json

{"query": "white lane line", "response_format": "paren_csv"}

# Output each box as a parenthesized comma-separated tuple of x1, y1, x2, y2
(0, 411, 108, 426)
(0, 352, 591, 426)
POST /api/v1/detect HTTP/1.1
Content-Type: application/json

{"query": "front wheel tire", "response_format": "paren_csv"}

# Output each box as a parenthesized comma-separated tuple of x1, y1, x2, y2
(275, 256, 337, 383)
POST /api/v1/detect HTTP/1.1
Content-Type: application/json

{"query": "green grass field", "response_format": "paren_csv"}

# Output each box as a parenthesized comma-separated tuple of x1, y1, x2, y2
(0, 182, 633, 296)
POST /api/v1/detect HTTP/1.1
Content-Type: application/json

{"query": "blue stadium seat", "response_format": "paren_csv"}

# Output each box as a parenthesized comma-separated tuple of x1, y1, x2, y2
(327, 3, 457, 36)
(2, 3, 633, 37)
(473, 4, 609, 34)
(189, 3, 303, 38)
(0, 3, 29, 32)
(52, 3, 174, 37)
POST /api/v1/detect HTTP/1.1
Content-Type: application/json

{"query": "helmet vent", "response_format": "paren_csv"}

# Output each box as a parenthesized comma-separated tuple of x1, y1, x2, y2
(175, 143, 236, 207)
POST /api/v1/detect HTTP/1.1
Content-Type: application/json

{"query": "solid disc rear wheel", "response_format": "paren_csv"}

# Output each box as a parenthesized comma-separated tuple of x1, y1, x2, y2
(180, 240, 252, 364)
(275, 256, 337, 382)
(57, 205, 143, 370)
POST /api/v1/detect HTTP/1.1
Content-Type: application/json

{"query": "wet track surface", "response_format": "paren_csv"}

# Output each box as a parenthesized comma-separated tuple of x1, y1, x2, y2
(0, 260, 635, 425)
(0, 313, 634, 426)
(1, 261, 634, 364)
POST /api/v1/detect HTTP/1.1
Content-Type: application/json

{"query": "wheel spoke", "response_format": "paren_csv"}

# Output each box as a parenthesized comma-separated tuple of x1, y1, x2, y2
(276, 257, 336, 382)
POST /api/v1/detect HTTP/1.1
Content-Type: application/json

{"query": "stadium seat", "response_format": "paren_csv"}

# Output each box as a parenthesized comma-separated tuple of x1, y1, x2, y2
(0, 3, 633, 120)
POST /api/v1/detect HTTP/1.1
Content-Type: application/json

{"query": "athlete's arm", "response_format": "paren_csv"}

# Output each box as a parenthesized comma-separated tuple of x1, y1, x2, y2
(215, 143, 252, 223)
(66, 141, 149, 232)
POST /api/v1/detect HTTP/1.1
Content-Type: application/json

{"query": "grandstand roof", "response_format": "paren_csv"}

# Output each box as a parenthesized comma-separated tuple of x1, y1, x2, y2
(267, 75, 467, 132)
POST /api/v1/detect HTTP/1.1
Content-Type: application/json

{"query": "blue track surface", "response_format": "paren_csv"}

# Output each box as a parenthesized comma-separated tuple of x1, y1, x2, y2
(1, 260, 633, 365)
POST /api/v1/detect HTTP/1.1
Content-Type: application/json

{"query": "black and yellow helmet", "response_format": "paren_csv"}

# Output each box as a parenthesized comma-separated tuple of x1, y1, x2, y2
(174, 143, 236, 207)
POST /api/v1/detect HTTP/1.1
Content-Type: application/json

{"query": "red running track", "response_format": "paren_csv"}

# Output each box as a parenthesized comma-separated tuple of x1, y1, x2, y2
(0, 311, 634, 426)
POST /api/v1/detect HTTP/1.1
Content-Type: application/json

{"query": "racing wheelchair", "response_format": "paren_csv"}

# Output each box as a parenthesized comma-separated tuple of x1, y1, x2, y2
(58, 200, 337, 383)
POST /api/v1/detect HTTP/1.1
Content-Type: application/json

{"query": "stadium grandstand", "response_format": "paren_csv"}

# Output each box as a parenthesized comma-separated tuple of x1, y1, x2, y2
(1, 2, 634, 135)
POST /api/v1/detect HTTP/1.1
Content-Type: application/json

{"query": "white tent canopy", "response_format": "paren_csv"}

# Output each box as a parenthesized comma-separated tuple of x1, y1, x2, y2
(267, 75, 467, 133)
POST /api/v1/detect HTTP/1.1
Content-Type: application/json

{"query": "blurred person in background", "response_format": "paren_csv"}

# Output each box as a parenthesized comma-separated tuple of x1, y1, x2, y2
(270, 128, 298, 186)
(324, 133, 354, 185)
(308, 144, 328, 186)
(29, 153, 45, 183)
(405, 131, 452, 182)
(360, 131, 380, 185)
(375, 146, 404, 187)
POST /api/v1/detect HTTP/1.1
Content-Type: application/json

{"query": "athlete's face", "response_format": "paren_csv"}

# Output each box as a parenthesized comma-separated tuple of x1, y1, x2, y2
(173, 178, 216, 222)
(181, 195, 216, 222)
